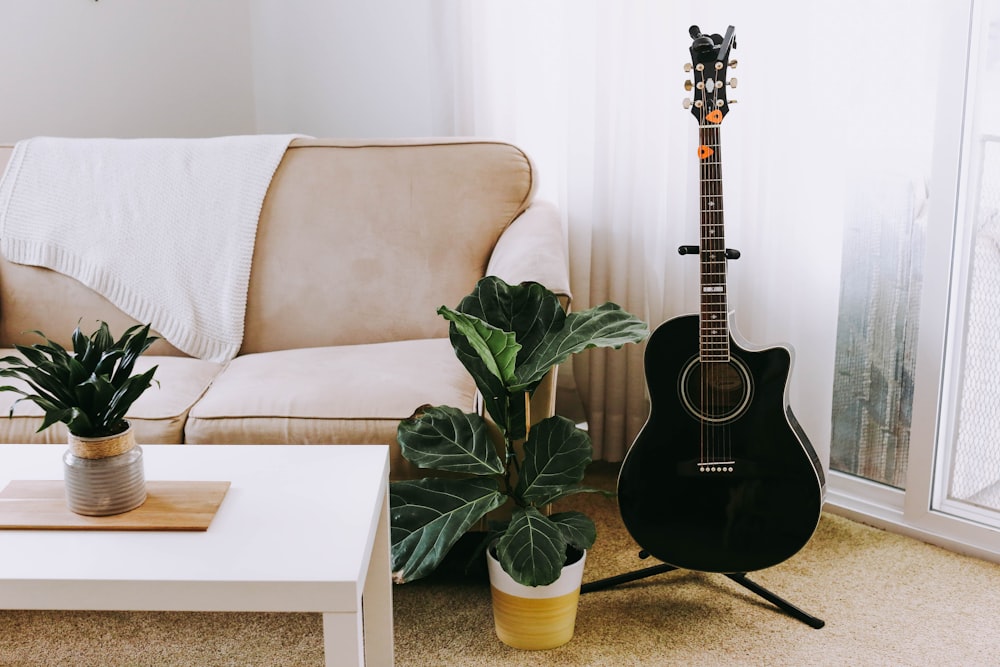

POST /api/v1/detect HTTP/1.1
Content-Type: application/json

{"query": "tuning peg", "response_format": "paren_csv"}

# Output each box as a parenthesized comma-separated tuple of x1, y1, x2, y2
(682, 98, 692, 109)
(684, 80, 693, 91)
(727, 77, 738, 88)
(728, 99, 738, 105)
(684, 63, 693, 72)
(728, 59, 738, 68)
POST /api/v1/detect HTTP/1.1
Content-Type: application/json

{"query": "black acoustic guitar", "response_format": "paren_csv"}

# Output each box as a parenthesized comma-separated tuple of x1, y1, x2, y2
(617, 26, 825, 574)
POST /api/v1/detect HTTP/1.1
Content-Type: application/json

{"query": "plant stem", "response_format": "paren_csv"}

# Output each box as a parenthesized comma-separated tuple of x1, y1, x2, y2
(501, 395, 522, 504)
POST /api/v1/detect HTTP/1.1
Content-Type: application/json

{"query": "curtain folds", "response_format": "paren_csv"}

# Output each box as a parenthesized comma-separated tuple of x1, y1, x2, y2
(435, 1, 914, 462)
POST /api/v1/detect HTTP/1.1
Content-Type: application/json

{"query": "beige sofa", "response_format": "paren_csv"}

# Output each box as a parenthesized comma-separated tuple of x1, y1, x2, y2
(0, 138, 570, 479)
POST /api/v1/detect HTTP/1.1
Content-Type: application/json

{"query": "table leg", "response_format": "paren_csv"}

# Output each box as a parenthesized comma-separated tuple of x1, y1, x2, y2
(362, 484, 394, 666)
(323, 611, 363, 666)
(323, 483, 393, 667)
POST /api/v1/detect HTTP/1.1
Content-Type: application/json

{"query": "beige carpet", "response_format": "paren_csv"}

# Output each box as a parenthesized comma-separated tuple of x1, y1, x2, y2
(2, 463, 999, 666)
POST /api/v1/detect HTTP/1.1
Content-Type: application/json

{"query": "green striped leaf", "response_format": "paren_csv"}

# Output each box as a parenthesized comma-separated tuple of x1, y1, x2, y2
(390, 477, 505, 583)
(495, 507, 567, 587)
(396, 405, 503, 475)
(515, 415, 593, 506)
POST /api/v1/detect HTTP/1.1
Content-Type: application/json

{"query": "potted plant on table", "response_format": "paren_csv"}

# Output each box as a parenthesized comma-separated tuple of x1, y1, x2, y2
(390, 276, 648, 649)
(0, 321, 159, 516)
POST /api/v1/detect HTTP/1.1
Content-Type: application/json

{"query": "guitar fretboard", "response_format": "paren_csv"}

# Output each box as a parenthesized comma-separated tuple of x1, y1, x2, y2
(699, 123, 730, 362)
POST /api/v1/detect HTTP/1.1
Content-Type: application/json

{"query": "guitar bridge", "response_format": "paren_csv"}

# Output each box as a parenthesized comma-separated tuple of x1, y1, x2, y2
(698, 461, 735, 473)
(678, 459, 751, 477)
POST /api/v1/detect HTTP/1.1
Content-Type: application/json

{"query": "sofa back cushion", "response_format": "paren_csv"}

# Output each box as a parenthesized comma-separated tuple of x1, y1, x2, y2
(242, 139, 536, 353)
(0, 138, 537, 354)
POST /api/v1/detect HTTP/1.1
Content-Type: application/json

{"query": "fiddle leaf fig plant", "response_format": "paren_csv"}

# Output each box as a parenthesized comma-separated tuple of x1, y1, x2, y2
(0, 321, 158, 438)
(390, 276, 648, 587)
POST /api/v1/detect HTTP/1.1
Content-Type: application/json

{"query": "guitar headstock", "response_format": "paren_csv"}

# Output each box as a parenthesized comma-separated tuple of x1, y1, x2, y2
(683, 25, 737, 125)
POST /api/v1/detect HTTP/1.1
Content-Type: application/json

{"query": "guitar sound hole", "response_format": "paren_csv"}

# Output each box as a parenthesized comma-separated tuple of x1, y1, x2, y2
(677, 356, 753, 424)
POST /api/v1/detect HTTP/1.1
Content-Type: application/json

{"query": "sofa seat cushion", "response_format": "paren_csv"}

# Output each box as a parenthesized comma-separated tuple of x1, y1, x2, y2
(183, 338, 476, 479)
(0, 354, 223, 445)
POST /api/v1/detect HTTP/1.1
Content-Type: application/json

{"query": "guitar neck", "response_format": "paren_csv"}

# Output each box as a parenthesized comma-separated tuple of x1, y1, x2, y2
(699, 123, 730, 362)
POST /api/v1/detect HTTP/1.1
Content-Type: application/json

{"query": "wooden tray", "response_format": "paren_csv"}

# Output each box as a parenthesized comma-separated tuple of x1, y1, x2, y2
(0, 480, 230, 531)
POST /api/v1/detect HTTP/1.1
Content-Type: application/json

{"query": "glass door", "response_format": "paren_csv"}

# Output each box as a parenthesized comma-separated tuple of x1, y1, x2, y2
(828, 0, 1000, 562)
(827, 2, 950, 491)
(932, 0, 1000, 530)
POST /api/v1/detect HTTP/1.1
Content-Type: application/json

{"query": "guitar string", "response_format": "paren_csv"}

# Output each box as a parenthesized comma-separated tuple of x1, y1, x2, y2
(714, 122, 726, 466)
(713, 122, 731, 466)
(699, 76, 731, 467)
(708, 122, 721, 466)
(700, 81, 714, 467)
(698, 76, 709, 468)
(715, 124, 733, 466)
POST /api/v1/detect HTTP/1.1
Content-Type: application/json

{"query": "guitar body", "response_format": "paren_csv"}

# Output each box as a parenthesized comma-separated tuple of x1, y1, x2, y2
(618, 314, 825, 573)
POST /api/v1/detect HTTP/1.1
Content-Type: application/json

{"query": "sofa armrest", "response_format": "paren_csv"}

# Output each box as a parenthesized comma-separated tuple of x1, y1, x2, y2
(487, 200, 571, 306)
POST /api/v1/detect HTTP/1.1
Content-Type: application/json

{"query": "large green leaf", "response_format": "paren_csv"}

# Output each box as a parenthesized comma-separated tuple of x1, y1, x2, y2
(449, 339, 526, 440)
(445, 278, 566, 434)
(0, 363, 74, 407)
(438, 307, 520, 387)
(513, 303, 649, 390)
(455, 277, 566, 371)
(548, 511, 597, 552)
(496, 506, 568, 587)
(104, 366, 158, 433)
(92, 321, 114, 353)
(515, 415, 593, 506)
(93, 349, 125, 379)
(396, 405, 503, 475)
(49, 407, 91, 435)
(390, 477, 505, 583)
(112, 323, 157, 385)
(440, 306, 524, 437)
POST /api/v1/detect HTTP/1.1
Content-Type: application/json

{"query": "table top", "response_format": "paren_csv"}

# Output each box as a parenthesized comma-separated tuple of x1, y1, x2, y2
(0, 444, 389, 613)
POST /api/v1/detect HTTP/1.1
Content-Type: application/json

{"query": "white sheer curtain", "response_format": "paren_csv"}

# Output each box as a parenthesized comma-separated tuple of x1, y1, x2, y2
(432, 1, 922, 462)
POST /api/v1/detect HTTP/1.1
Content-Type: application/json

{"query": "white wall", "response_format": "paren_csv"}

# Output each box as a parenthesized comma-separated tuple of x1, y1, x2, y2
(249, 0, 443, 137)
(0, 0, 256, 143)
(0, 1, 448, 142)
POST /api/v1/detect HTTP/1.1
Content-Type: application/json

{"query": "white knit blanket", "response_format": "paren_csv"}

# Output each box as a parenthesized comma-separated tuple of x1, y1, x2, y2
(0, 135, 300, 363)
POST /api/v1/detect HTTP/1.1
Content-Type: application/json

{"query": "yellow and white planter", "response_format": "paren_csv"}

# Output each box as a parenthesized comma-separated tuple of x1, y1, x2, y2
(486, 548, 587, 650)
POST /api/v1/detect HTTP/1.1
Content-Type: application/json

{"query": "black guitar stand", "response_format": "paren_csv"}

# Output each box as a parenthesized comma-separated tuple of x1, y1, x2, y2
(581, 550, 825, 629)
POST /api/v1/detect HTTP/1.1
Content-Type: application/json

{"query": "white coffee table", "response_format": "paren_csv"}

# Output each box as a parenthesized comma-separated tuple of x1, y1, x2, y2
(0, 444, 393, 667)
